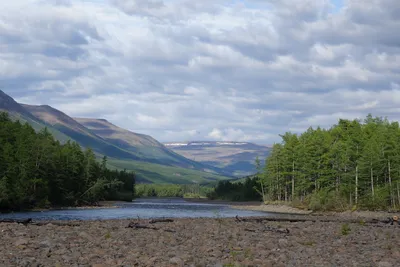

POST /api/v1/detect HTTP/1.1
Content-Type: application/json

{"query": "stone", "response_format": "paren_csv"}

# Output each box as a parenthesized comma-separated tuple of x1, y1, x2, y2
(15, 238, 29, 246)
(378, 262, 393, 267)
(278, 238, 288, 248)
(169, 257, 183, 266)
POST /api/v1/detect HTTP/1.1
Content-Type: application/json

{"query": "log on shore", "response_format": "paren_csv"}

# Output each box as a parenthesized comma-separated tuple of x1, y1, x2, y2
(234, 215, 400, 226)
(0, 218, 32, 225)
(148, 218, 174, 224)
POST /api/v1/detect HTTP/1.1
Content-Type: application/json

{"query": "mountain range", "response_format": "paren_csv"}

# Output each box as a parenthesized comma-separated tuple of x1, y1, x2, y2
(0, 90, 231, 184)
(164, 141, 271, 177)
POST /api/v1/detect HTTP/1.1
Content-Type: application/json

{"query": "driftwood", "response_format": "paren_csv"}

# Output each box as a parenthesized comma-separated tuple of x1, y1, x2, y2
(127, 222, 159, 230)
(127, 222, 176, 232)
(245, 226, 290, 234)
(148, 218, 174, 224)
(235, 215, 315, 223)
(235, 215, 400, 226)
(31, 221, 80, 227)
(0, 218, 32, 225)
(0, 218, 80, 227)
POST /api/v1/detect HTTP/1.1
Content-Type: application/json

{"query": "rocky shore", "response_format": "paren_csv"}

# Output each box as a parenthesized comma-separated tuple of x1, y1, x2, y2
(231, 204, 313, 215)
(1, 214, 399, 267)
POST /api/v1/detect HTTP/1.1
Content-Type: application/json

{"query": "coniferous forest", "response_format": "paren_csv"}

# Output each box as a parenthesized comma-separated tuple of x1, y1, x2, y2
(0, 112, 135, 212)
(260, 114, 400, 211)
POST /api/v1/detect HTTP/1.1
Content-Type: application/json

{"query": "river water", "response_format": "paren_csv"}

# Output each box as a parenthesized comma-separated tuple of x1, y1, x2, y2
(0, 198, 269, 221)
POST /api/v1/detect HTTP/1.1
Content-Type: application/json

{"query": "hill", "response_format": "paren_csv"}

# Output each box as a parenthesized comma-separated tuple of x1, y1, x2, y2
(75, 118, 228, 175)
(0, 91, 71, 142)
(164, 141, 271, 176)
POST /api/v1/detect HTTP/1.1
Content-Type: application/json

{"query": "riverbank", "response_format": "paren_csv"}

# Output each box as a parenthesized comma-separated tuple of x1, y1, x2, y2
(231, 202, 399, 219)
(1, 216, 399, 267)
(231, 204, 313, 215)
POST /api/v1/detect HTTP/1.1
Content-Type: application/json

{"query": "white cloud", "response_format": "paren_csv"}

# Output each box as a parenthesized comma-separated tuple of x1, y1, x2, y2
(1, 0, 400, 144)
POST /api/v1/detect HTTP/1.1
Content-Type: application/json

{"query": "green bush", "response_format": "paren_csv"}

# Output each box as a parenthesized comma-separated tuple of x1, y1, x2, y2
(307, 189, 349, 211)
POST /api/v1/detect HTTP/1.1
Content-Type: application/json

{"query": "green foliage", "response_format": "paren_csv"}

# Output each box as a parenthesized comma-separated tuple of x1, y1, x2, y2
(341, 223, 351, 235)
(204, 114, 400, 211)
(262, 114, 400, 211)
(207, 176, 263, 201)
(307, 189, 349, 211)
(0, 112, 136, 211)
(135, 183, 211, 198)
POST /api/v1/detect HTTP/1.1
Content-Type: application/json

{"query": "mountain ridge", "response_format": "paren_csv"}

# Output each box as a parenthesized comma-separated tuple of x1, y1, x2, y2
(164, 140, 271, 177)
(0, 89, 231, 183)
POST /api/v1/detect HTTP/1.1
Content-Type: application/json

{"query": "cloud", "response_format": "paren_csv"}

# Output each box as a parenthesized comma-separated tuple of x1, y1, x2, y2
(1, 0, 400, 144)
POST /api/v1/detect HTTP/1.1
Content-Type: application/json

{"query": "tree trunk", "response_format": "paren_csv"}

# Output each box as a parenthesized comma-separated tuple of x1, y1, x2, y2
(260, 179, 266, 203)
(370, 164, 374, 198)
(397, 181, 400, 207)
(355, 164, 358, 205)
(292, 160, 295, 201)
(388, 160, 393, 207)
(284, 184, 288, 202)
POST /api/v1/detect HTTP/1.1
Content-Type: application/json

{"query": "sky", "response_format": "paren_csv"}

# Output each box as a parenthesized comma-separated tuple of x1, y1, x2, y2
(0, 0, 399, 144)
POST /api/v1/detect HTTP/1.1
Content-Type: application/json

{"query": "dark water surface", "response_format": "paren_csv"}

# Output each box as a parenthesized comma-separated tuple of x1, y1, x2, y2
(0, 198, 270, 221)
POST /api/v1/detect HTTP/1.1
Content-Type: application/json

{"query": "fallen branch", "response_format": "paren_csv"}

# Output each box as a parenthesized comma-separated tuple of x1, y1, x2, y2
(31, 221, 80, 227)
(264, 225, 290, 234)
(235, 215, 399, 225)
(149, 218, 174, 224)
(235, 215, 313, 223)
(127, 222, 159, 230)
(0, 218, 32, 225)
(244, 226, 289, 234)
(127, 222, 176, 232)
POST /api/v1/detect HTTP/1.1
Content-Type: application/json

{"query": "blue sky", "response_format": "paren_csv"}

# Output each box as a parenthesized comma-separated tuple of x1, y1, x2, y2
(1, 0, 399, 144)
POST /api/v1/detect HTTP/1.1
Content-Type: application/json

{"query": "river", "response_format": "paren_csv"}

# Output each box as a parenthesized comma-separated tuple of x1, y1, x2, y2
(0, 198, 269, 221)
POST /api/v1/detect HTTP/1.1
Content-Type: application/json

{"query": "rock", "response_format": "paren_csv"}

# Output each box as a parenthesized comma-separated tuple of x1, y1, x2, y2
(15, 238, 29, 246)
(278, 238, 288, 248)
(378, 262, 393, 267)
(39, 240, 52, 248)
(78, 231, 91, 240)
(169, 257, 183, 266)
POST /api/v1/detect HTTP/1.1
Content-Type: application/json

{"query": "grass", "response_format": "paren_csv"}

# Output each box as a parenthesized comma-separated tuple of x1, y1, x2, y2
(108, 159, 230, 184)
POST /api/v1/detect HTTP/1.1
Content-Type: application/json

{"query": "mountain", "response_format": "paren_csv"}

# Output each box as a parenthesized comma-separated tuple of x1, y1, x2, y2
(0, 91, 71, 142)
(0, 90, 230, 183)
(74, 118, 232, 175)
(22, 104, 140, 160)
(164, 141, 272, 177)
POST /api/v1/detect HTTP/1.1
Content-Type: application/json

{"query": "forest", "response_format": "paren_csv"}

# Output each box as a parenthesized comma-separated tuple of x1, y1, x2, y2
(135, 183, 213, 198)
(0, 112, 135, 212)
(259, 114, 400, 211)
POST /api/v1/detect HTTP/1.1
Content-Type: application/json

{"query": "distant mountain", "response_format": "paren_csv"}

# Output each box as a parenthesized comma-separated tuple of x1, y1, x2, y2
(0, 89, 230, 184)
(164, 141, 272, 177)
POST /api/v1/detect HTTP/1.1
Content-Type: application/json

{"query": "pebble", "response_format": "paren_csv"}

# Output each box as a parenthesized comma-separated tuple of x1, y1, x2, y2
(0, 217, 398, 266)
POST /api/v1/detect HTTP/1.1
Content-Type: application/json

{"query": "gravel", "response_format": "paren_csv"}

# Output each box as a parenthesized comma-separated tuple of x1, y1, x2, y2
(0, 216, 399, 266)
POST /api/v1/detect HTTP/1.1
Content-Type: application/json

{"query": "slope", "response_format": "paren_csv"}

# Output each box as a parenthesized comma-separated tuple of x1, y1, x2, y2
(22, 104, 142, 161)
(75, 118, 232, 175)
(0, 90, 70, 142)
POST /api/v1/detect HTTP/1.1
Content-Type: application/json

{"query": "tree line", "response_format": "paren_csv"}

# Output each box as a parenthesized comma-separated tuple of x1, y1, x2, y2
(135, 183, 213, 198)
(206, 177, 262, 201)
(0, 112, 135, 212)
(260, 114, 400, 211)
